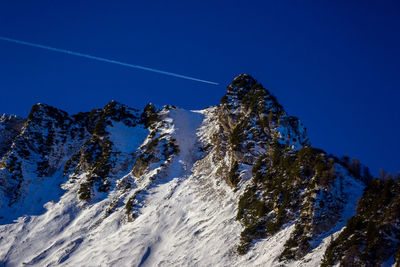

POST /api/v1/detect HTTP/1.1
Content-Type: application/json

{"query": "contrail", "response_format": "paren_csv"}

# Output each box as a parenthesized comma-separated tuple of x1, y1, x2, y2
(0, 36, 219, 85)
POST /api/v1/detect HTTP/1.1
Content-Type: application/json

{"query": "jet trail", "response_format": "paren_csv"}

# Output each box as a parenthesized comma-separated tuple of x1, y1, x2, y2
(0, 36, 219, 85)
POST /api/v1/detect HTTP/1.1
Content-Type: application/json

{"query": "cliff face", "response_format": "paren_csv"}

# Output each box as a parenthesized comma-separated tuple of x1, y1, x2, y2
(209, 74, 366, 261)
(0, 75, 397, 267)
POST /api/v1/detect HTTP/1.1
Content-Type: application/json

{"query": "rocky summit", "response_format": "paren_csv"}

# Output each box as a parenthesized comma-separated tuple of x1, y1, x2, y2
(0, 74, 398, 267)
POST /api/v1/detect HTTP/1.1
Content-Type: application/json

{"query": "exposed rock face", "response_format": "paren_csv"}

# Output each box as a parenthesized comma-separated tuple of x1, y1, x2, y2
(213, 74, 309, 187)
(322, 178, 400, 267)
(0, 103, 90, 209)
(0, 75, 397, 267)
(212, 74, 366, 260)
(63, 101, 146, 201)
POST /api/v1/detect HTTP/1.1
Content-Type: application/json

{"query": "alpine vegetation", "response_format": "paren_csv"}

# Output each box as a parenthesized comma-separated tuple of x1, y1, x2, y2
(0, 74, 398, 266)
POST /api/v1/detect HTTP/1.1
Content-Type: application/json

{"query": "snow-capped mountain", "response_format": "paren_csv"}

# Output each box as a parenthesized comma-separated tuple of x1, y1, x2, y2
(0, 74, 398, 267)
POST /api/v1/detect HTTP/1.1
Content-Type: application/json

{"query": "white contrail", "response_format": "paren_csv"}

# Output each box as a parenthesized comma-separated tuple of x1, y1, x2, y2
(0, 36, 219, 85)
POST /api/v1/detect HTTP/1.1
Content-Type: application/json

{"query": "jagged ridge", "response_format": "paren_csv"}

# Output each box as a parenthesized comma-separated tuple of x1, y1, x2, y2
(0, 74, 398, 267)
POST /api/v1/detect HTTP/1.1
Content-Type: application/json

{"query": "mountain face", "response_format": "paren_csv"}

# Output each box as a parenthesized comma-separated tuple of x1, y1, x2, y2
(0, 74, 398, 267)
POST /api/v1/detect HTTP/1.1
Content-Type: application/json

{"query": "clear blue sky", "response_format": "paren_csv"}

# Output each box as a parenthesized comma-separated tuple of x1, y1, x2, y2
(0, 1, 399, 175)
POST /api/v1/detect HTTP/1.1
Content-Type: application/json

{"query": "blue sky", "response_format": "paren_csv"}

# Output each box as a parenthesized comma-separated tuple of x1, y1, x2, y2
(0, 1, 399, 175)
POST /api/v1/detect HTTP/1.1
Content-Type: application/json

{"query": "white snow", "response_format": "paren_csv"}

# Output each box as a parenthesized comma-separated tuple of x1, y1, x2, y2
(0, 107, 366, 267)
(107, 121, 148, 154)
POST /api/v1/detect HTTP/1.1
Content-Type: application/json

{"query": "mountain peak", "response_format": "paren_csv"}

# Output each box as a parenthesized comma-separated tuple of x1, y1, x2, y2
(223, 74, 257, 102)
(231, 73, 257, 88)
(27, 103, 69, 125)
(0, 77, 397, 267)
(221, 74, 280, 111)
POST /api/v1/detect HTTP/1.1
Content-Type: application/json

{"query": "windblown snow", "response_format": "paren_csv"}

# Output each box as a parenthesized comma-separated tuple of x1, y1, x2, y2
(0, 108, 362, 267)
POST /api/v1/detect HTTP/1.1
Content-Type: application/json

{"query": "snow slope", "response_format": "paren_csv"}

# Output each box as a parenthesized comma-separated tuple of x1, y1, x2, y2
(0, 107, 365, 267)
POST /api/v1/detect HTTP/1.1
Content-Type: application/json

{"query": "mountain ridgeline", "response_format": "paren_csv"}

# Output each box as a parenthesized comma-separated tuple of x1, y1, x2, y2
(0, 74, 398, 267)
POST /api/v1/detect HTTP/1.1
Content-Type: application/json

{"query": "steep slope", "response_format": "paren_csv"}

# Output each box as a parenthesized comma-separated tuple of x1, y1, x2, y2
(0, 107, 242, 266)
(0, 104, 91, 223)
(321, 178, 400, 266)
(0, 74, 397, 266)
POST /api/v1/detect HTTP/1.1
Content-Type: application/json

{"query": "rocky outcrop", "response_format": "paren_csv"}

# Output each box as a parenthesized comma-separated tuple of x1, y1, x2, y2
(211, 75, 368, 262)
(322, 178, 400, 266)
(0, 74, 397, 266)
